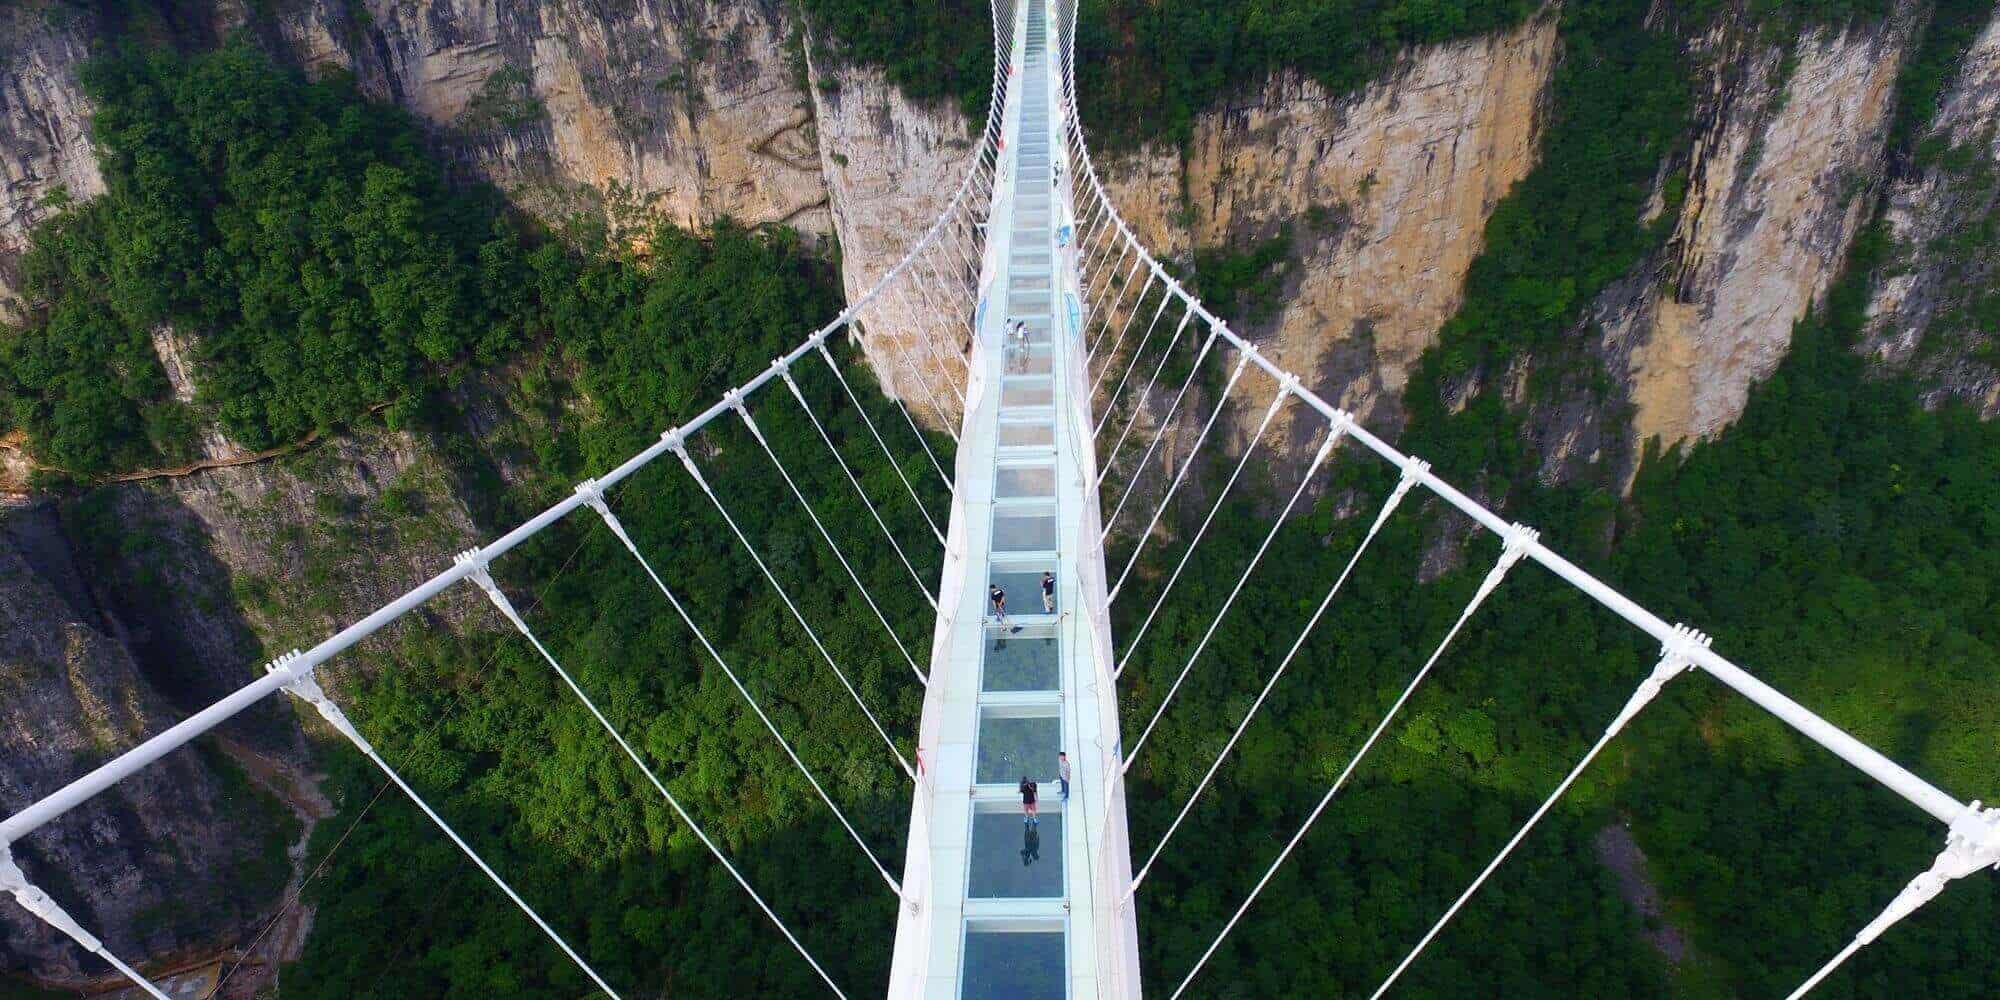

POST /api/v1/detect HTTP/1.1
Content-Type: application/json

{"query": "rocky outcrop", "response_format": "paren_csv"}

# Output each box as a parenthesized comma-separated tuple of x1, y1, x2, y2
(0, 506, 288, 985)
(1100, 12, 1561, 455)
(1599, 4, 1920, 453)
(0, 429, 482, 988)
(807, 43, 979, 423)
(1863, 9, 2000, 416)
(0, 2, 104, 322)
(240, 0, 832, 234)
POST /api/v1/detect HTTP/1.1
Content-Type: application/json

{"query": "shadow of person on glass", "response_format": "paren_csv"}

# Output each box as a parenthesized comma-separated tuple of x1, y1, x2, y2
(1021, 822, 1041, 866)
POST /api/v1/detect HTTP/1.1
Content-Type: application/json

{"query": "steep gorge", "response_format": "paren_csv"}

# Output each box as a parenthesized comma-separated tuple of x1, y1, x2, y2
(2, 0, 1997, 993)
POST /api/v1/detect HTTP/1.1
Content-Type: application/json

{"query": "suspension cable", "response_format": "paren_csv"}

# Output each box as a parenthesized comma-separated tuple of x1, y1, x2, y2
(1116, 390, 1302, 775)
(266, 651, 622, 998)
(1130, 456, 1426, 894)
(730, 389, 929, 685)
(1089, 254, 1149, 361)
(669, 435, 917, 780)
(1106, 351, 1257, 597)
(778, 367, 939, 608)
(1169, 522, 1538, 999)
(1369, 625, 1711, 998)
(574, 481, 905, 894)
(455, 558, 852, 996)
(1099, 318, 1215, 514)
(846, 325, 958, 488)
(0, 849, 172, 1000)
(1099, 299, 1198, 470)
(815, 339, 948, 541)
(1092, 277, 1178, 438)
(1089, 271, 1167, 380)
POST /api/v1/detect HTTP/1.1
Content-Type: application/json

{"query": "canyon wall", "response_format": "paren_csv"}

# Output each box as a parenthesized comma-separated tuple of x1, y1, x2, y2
(1863, 12, 2000, 416)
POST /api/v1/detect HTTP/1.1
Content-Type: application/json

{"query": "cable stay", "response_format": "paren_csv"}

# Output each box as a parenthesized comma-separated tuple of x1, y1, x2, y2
(455, 552, 849, 997)
(813, 339, 948, 543)
(729, 385, 930, 685)
(669, 433, 917, 781)
(0, 849, 172, 1000)
(1087, 269, 1160, 369)
(1093, 284, 1183, 440)
(1170, 522, 1538, 1000)
(1098, 318, 1215, 512)
(842, 326, 957, 493)
(1089, 255, 1150, 366)
(1099, 301, 1200, 481)
(778, 365, 939, 609)
(1787, 802, 2000, 998)
(1129, 454, 1426, 896)
(1117, 393, 1317, 769)
(267, 649, 623, 998)
(574, 480, 904, 895)
(1368, 625, 1712, 998)
(1105, 350, 1260, 600)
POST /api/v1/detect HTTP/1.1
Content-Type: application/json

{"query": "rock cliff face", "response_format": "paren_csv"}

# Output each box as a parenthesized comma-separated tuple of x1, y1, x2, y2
(0, 430, 481, 985)
(1103, 12, 1560, 454)
(0, 506, 288, 986)
(1863, 12, 2000, 416)
(0, 3, 104, 323)
(807, 41, 979, 423)
(244, 0, 833, 233)
(1597, 3, 1920, 454)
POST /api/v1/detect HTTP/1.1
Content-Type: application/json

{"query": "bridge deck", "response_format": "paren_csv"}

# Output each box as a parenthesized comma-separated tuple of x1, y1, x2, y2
(888, 2, 1142, 996)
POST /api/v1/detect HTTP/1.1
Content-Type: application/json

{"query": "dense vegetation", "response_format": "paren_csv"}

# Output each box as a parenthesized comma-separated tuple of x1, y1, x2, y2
(795, 0, 996, 118)
(1092, 0, 2000, 996)
(0, 44, 534, 474)
(7, 0, 1998, 996)
(8, 43, 954, 996)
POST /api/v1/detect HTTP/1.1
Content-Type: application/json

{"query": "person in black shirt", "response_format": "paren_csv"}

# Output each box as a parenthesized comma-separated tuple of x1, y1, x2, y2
(1041, 571, 1056, 613)
(988, 585, 1007, 624)
(1019, 775, 1038, 826)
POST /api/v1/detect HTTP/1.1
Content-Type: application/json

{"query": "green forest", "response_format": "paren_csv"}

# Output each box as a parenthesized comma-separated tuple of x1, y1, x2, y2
(3, 0, 1998, 996)
(4, 40, 955, 997)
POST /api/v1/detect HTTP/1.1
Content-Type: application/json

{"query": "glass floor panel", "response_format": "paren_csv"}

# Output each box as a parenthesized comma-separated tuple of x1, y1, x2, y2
(967, 811, 1064, 897)
(976, 713, 1060, 784)
(998, 423, 1053, 447)
(1002, 381, 1053, 407)
(993, 514, 1057, 551)
(983, 633, 1058, 691)
(961, 928, 1064, 1000)
(988, 570, 1055, 613)
(996, 466, 1055, 497)
(1002, 349, 1053, 376)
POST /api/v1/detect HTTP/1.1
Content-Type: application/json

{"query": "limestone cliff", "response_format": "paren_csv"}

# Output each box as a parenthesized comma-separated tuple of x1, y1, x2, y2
(806, 41, 979, 423)
(1596, 3, 1922, 456)
(0, 430, 481, 988)
(0, 506, 288, 987)
(1108, 13, 1558, 449)
(0, 3, 104, 323)
(1863, 11, 2000, 416)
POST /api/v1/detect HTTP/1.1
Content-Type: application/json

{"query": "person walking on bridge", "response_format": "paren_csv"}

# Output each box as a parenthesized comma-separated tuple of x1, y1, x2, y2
(1041, 571, 1056, 613)
(1056, 751, 1071, 802)
(989, 584, 1008, 624)
(1019, 775, 1039, 826)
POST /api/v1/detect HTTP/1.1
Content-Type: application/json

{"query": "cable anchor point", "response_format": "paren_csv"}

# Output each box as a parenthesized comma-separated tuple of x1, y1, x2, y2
(267, 649, 374, 755)
(1, 843, 104, 954)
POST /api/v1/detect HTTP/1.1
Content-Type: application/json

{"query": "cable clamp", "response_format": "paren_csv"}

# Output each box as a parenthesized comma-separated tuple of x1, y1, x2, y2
(266, 649, 374, 755)
(1499, 522, 1540, 565)
(1, 844, 103, 953)
(1853, 803, 2000, 949)
(573, 478, 610, 518)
